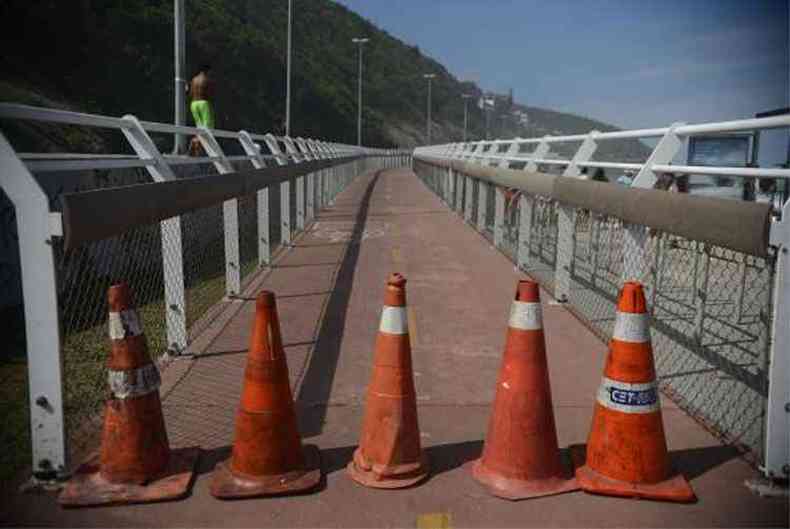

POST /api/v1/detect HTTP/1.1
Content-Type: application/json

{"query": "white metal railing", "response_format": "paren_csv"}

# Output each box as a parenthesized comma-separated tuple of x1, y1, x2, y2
(0, 102, 406, 480)
(414, 114, 790, 480)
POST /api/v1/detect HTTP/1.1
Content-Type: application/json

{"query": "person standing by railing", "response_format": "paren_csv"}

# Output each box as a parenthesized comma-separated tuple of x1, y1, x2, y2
(188, 64, 216, 156)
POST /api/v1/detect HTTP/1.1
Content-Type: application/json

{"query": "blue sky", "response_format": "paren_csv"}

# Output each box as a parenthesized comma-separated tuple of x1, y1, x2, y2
(337, 0, 788, 161)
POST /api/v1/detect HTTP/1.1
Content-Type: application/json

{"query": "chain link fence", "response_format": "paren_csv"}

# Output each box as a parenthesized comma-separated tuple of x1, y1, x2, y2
(2, 151, 395, 480)
(414, 159, 775, 464)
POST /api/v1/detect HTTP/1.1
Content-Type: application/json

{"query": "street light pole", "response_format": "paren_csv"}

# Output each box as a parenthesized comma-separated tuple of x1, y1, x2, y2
(423, 73, 436, 144)
(484, 94, 493, 140)
(173, 0, 186, 154)
(461, 94, 473, 142)
(352, 37, 369, 146)
(499, 114, 508, 137)
(285, 0, 293, 136)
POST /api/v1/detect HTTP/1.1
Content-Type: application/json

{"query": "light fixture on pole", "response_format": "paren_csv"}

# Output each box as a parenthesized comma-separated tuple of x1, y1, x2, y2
(352, 37, 369, 146)
(423, 73, 436, 144)
(285, 0, 293, 136)
(461, 94, 473, 142)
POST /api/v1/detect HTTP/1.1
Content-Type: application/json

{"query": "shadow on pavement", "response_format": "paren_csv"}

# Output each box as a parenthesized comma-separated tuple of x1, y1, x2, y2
(425, 440, 484, 476)
(296, 171, 382, 437)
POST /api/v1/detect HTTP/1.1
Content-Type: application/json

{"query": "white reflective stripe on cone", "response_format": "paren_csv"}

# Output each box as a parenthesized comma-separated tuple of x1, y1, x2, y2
(108, 363, 161, 399)
(508, 301, 542, 331)
(379, 306, 408, 334)
(108, 310, 143, 340)
(612, 311, 649, 343)
(596, 376, 660, 414)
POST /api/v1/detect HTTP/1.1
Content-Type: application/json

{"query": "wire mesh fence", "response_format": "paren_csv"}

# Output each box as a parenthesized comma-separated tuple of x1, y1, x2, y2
(413, 160, 775, 463)
(1, 152, 395, 480)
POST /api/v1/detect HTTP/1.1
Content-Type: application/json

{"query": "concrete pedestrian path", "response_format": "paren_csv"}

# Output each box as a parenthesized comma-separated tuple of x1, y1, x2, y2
(4, 168, 786, 527)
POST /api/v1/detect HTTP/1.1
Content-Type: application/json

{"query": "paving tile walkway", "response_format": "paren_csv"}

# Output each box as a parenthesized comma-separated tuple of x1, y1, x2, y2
(3, 168, 787, 528)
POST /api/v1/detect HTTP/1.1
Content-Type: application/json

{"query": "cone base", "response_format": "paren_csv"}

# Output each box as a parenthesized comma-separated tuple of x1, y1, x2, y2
(210, 444, 322, 499)
(58, 447, 200, 508)
(571, 444, 696, 503)
(346, 448, 429, 489)
(469, 454, 580, 501)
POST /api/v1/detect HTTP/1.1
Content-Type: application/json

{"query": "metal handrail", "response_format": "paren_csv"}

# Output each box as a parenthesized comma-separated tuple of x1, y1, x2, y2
(0, 103, 396, 174)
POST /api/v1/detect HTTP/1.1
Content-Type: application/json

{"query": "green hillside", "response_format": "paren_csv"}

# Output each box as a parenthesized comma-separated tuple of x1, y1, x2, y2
(1, 0, 649, 158)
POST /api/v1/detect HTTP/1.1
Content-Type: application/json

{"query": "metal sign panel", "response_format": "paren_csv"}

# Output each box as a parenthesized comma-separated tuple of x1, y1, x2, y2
(688, 134, 755, 168)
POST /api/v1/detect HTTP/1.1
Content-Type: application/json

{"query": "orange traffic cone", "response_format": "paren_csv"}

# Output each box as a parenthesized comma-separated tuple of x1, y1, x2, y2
(471, 279, 579, 500)
(211, 290, 321, 499)
(347, 273, 429, 488)
(59, 283, 199, 507)
(573, 281, 696, 502)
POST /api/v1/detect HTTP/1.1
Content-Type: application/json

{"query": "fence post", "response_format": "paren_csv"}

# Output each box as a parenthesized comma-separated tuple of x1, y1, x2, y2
(498, 140, 519, 169)
(765, 209, 790, 479)
(300, 139, 317, 221)
(312, 141, 325, 209)
(623, 123, 684, 285)
(447, 168, 455, 210)
(554, 132, 599, 302)
(263, 134, 291, 245)
(494, 185, 505, 248)
(283, 137, 305, 231)
(517, 193, 533, 271)
(296, 137, 315, 222)
(121, 115, 187, 353)
(0, 132, 67, 479)
(471, 141, 486, 163)
(515, 138, 550, 270)
(477, 180, 488, 232)
(464, 175, 474, 223)
(239, 131, 270, 267)
(196, 127, 241, 297)
(454, 169, 464, 212)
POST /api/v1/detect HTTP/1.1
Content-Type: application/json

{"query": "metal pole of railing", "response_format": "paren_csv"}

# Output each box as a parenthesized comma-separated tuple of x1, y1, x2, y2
(239, 131, 270, 267)
(765, 202, 790, 479)
(196, 128, 241, 297)
(283, 137, 306, 231)
(121, 115, 187, 354)
(173, 0, 187, 154)
(0, 133, 67, 480)
(620, 123, 684, 293)
(554, 132, 598, 302)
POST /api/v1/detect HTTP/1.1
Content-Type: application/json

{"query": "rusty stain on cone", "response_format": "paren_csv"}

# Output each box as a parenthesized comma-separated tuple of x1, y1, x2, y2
(471, 280, 579, 500)
(59, 283, 199, 507)
(347, 273, 429, 488)
(574, 281, 696, 503)
(211, 290, 321, 499)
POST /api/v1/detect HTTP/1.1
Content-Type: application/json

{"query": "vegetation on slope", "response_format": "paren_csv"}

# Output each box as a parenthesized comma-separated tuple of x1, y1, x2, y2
(1, 0, 649, 158)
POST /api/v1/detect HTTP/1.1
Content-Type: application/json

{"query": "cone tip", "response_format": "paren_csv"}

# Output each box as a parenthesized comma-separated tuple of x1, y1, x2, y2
(387, 272, 406, 288)
(108, 282, 133, 311)
(515, 280, 540, 302)
(618, 281, 647, 314)
(256, 290, 276, 309)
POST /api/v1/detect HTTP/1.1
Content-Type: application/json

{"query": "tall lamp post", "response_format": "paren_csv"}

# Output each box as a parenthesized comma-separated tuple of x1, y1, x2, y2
(352, 37, 369, 146)
(285, 0, 293, 136)
(423, 73, 436, 144)
(461, 94, 473, 142)
(499, 114, 508, 137)
(173, 0, 186, 153)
